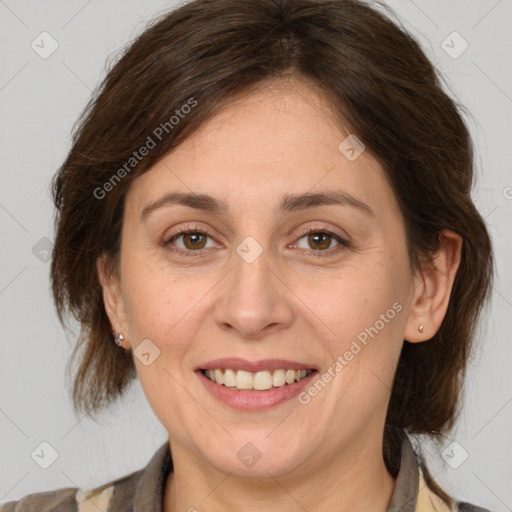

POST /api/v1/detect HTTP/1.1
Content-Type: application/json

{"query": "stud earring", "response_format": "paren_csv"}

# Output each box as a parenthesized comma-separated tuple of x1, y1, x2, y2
(418, 325, 424, 333)
(113, 331, 125, 347)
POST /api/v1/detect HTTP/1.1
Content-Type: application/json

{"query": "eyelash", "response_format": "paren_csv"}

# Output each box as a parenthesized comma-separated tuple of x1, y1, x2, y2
(163, 225, 350, 259)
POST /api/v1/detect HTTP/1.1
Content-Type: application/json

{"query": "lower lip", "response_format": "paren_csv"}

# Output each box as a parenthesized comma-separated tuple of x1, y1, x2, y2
(196, 370, 317, 411)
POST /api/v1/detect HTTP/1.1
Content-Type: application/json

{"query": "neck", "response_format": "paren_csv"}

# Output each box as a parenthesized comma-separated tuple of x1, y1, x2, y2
(163, 433, 396, 512)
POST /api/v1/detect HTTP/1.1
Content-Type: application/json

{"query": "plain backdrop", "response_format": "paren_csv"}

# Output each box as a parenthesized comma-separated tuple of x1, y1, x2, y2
(0, 1, 511, 511)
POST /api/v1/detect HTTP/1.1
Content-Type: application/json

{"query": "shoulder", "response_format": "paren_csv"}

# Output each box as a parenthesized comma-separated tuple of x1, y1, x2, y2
(0, 469, 142, 512)
(0, 487, 78, 512)
(417, 472, 492, 512)
(412, 443, 492, 512)
(417, 471, 492, 512)
(455, 502, 492, 512)
(0, 440, 172, 512)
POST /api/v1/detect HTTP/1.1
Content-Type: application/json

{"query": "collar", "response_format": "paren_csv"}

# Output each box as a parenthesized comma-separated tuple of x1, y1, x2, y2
(133, 440, 173, 512)
(131, 429, 428, 512)
(386, 428, 421, 512)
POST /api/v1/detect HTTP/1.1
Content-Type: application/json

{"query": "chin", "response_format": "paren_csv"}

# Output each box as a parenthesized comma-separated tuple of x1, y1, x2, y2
(197, 434, 312, 478)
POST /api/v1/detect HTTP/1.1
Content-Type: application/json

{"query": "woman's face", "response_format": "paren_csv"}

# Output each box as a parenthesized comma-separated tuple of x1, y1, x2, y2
(106, 79, 420, 477)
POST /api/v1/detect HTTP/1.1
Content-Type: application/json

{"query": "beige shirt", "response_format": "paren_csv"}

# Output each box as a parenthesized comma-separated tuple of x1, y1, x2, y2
(0, 430, 490, 512)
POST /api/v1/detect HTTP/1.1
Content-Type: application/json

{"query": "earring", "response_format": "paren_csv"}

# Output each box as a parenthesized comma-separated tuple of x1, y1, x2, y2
(418, 325, 424, 333)
(113, 331, 125, 347)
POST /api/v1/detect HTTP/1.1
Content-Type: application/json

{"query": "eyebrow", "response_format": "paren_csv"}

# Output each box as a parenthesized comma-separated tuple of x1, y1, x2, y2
(140, 190, 374, 221)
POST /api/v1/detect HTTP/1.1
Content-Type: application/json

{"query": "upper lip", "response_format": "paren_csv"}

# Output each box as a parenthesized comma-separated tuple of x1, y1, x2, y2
(197, 358, 317, 373)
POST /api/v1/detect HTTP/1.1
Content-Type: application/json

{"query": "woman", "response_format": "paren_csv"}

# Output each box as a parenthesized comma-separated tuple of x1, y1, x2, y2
(1, 0, 494, 511)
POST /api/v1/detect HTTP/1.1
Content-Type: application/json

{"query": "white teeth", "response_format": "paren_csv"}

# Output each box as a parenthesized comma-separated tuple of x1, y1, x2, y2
(203, 368, 312, 390)
(223, 368, 236, 387)
(272, 369, 286, 387)
(253, 371, 273, 390)
(235, 370, 253, 389)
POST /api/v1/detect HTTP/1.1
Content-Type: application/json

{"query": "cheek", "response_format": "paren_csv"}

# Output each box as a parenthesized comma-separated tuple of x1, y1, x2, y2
(121, 255, 214, 358)
(304, 256, 406, 337)
(121, 266, 203, 425)
(297, 251, 408, 393)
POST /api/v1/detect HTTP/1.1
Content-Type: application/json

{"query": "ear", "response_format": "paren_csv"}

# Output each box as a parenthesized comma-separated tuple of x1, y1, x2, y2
(96, 253, 130, 349)
(404, 230, 463, 343)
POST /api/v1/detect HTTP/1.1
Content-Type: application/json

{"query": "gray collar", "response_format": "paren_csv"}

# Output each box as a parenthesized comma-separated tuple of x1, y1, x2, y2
(386, 429, 420, 512)
(132, 430, 420, 512)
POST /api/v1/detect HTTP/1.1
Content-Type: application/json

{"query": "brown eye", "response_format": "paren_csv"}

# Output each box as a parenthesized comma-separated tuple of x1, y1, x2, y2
(297, 231, 339, 251)
(306, 232, 333, 250)
(181, 232, 207, 250)
(165, 229, 215, 252)
(292, 228, 349, 258)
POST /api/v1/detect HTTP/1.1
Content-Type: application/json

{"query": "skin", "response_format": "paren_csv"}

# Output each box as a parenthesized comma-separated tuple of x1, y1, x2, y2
(98, 77, 462, 512)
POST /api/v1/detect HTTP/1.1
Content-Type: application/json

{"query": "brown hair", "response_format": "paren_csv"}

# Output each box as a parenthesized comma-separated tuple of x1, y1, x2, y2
(51, 0, 493, 490)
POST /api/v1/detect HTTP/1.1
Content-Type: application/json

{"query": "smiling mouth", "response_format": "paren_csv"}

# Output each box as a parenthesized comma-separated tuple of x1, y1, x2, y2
(201, 368, 315, 391)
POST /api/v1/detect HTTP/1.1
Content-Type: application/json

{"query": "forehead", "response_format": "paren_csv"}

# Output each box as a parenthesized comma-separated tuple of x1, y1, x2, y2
(125, 79, 395, 218)
(181, 78, 348, 164)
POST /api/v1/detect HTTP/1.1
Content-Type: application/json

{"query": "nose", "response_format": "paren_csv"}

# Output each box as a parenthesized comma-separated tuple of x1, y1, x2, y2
(213, 243, 294, 340)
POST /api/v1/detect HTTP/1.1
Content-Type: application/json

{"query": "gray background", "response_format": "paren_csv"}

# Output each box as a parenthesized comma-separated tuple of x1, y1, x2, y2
(0, 1, 511, 511)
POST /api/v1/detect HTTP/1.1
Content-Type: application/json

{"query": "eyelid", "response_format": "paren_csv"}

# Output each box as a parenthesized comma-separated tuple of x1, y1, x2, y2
(293, 223, 349, 242)
(163, 224, 221, 254)
(163, 223, 350, 257)
(290, 225, 350, 257)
